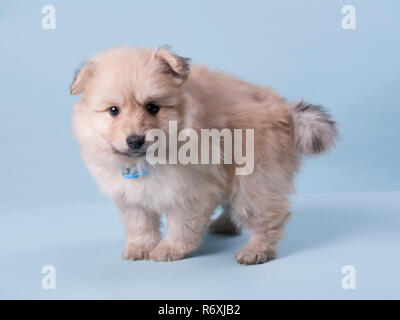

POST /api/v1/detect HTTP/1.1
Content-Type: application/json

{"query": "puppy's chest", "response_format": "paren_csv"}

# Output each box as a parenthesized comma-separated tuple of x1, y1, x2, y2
(117, 166, 214, 212)
(122, 175, 181, 209)
(94, 164, 227, 213)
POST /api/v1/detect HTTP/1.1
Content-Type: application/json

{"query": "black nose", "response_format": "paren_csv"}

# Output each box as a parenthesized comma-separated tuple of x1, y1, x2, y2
(126, 135, 145, 150)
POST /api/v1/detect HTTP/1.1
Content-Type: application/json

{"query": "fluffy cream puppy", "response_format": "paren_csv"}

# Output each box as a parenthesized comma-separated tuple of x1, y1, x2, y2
(71, 47, 337, 265)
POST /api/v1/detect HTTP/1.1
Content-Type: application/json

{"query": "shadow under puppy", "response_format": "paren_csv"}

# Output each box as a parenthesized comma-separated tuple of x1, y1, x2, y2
(71, 47, 337, 265)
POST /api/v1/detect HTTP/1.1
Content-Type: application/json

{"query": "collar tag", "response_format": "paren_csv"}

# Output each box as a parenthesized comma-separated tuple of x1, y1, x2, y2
(122, 168, 149, 179)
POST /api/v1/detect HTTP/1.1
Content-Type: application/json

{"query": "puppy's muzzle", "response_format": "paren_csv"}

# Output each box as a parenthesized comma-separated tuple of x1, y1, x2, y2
(126, 135, 145, 151)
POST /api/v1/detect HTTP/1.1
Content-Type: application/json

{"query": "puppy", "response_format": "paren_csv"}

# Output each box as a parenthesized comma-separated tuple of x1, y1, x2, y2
(71, 47, 337, 265)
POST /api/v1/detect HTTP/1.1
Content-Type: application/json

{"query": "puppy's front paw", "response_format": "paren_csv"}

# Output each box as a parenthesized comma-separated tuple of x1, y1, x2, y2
(122, 243, 156, 261)
(235, 247, 277, 265)
(149, 241, 187, 262)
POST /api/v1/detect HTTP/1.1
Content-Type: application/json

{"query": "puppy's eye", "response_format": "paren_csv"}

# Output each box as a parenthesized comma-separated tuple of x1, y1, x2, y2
(145, 103, 160, 115)
(108, 106, 120, 117)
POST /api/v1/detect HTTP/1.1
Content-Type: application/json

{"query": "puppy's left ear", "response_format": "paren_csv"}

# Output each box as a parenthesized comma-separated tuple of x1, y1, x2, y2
(155, 47, 191, 84)
(70, 62, 94, 95)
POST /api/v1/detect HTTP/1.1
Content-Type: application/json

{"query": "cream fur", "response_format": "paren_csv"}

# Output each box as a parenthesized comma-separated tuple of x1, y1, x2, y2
(71, 47, 337, 265)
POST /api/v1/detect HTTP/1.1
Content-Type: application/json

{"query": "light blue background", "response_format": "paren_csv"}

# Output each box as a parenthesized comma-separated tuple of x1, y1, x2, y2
(0, 0, 399, 299)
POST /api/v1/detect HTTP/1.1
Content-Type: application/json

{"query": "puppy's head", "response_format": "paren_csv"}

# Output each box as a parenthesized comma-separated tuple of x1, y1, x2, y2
(71, 47, 190, 166)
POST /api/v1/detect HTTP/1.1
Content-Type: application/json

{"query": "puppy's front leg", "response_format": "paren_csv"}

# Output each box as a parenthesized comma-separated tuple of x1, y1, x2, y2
(115, 198, 160, 261)
(149, 206, 212, 262)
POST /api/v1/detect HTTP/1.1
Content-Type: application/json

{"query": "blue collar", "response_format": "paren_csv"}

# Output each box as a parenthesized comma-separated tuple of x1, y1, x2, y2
(122, 167, 149, 179)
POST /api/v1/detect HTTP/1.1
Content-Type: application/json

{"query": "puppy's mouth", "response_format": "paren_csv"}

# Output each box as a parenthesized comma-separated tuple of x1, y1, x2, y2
(112, 147, 147, 158)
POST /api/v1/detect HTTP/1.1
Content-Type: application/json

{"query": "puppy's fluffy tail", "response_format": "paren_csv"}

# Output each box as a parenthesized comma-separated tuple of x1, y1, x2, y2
(291, 101, 338, 156)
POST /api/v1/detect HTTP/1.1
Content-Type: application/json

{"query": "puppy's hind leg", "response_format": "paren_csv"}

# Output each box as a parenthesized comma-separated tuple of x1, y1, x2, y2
(209, 202, 241, 235)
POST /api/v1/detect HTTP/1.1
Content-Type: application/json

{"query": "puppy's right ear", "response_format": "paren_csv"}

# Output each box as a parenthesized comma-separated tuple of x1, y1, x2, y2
(70, 62, 94, 95)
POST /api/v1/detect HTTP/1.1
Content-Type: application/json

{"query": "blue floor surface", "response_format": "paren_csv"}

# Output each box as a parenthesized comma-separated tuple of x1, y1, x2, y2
(0, 191, 399, 299)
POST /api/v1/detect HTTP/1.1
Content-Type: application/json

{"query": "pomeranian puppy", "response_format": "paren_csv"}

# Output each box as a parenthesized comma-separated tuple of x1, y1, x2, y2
(71, 46, 337, 265)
